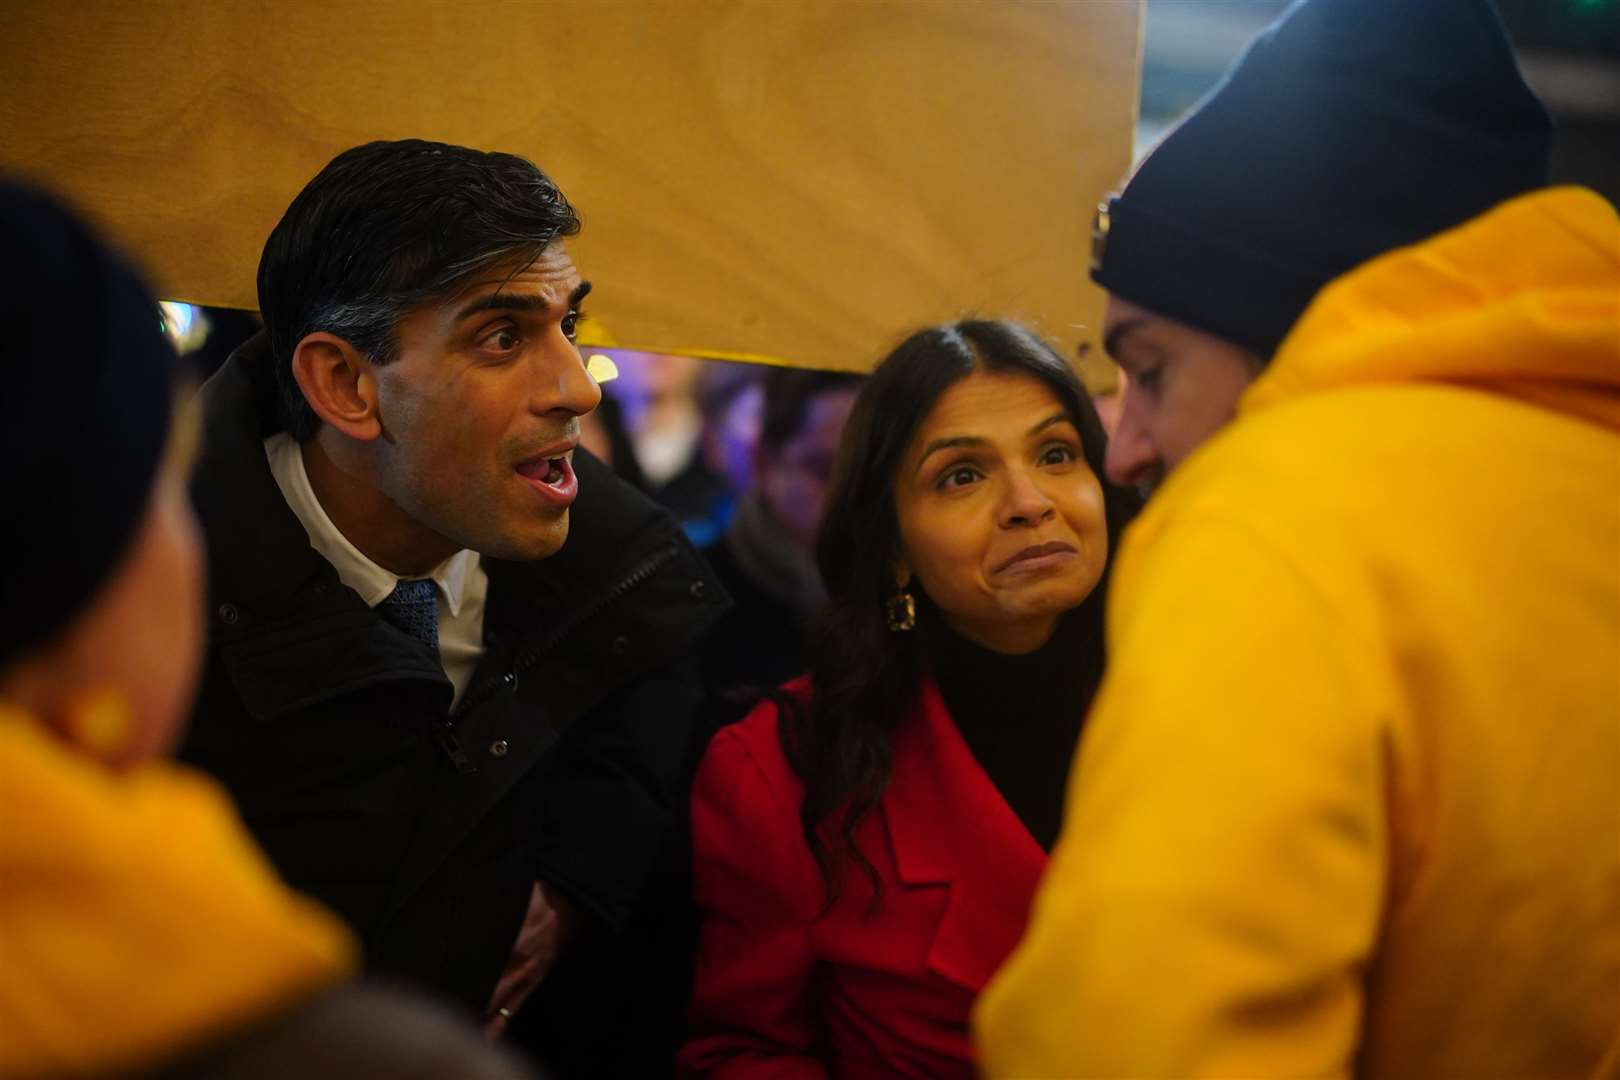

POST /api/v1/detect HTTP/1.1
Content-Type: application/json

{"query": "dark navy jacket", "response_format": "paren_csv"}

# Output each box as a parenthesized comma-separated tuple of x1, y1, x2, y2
(182, 333, 728, 1075)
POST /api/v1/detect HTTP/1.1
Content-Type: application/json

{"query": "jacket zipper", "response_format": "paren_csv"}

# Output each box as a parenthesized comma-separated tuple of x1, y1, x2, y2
(433, 539, 682, 768)
(508, 539, 680, 683)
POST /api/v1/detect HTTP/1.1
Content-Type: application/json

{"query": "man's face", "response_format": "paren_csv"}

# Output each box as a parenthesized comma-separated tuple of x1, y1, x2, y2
(368, 243, 602, 562)
(1101, 295, 1263, 494)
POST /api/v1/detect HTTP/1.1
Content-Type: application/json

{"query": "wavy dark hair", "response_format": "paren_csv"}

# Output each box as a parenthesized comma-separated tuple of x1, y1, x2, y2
(780, 319, 1137, 899)
(257, 139, 581, 441)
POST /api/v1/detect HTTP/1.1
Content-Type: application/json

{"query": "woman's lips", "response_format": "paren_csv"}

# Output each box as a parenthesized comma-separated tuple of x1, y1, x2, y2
(993, 540, 1078, 575)
(514, 452, 578, 507)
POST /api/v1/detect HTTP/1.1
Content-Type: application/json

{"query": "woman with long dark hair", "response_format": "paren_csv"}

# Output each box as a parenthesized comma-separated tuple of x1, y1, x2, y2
(679, 320, 1137, 1078)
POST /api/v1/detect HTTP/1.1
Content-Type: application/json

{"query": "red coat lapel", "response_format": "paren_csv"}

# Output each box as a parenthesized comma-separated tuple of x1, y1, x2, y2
(881, 678, 1048, 993)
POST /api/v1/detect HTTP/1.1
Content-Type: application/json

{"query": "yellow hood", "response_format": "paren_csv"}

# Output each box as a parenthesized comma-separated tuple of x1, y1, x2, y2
(0, 707, 354, 1076)
(975, 185, 1620, 1080)
(1248, 186, 1620, 432)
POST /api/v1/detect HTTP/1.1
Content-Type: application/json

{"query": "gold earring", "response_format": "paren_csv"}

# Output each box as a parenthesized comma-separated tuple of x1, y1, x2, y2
(885, 588, 916, 633)
(62, 687, 134, 760)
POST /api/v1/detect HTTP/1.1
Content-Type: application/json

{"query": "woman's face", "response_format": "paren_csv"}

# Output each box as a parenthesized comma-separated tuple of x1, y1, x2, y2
(893, 371, 1107, 654)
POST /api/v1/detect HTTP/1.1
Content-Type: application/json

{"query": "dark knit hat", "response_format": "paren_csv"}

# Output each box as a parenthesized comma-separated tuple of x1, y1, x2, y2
(1092, 0, 1553, 358)
(0, 183, 179, 667)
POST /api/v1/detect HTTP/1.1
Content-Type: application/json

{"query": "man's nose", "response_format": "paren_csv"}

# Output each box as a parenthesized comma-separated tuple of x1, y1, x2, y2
(1104, 402, 1159, 489)
(1101, 417, 1166, 488)
(533, 345, 603, 418)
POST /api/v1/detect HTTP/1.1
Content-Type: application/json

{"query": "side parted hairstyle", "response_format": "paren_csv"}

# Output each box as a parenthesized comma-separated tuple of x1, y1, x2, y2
(783, 320, 1137, 900)
(256, 139, 581, 441)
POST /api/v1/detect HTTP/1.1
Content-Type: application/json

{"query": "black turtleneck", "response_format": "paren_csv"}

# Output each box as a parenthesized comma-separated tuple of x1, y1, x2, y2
(921, 608, 1101, 852)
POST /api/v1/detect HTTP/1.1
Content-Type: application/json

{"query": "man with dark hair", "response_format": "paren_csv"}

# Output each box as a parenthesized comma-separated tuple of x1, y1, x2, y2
(182, 140, 727, 1075)
(699, 368, 862, 724)
(1092, 0, 1556, 496)
(976, 0, 1619, 1075)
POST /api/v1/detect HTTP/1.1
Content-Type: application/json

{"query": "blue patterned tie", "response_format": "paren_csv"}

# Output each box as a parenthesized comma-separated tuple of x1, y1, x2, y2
(378, 578, 439, 651)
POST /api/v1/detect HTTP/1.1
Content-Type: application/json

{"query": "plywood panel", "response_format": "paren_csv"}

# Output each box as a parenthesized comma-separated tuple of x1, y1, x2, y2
(1, 0, 1140, 384)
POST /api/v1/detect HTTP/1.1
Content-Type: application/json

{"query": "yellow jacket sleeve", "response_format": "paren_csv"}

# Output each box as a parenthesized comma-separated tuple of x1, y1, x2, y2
(976, 510, 1401, 1079)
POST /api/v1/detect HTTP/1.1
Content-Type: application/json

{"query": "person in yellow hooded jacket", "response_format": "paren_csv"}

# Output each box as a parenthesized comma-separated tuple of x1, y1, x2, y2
(0, 183, 539, 1079)
(974, 0, 1620, 1076)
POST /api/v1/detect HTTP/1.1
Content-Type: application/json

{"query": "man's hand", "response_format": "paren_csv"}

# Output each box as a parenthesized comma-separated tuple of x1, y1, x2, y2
(485, 881, 577, 1039)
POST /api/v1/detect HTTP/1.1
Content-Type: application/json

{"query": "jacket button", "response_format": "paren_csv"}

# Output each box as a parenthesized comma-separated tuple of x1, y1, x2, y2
(217, 603, 240, 625)
(489, 739, 509, 759)
(611, 635, 629, 656)
(688, 579, 706, 600)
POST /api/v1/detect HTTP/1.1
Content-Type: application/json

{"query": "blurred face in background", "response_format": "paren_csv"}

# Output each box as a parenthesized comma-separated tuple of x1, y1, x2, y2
(892, 371, 1107, 654)
(607, 350, 702, 408)
(703, 380, 764, 496)
(760, 387, 859, 552)
(1101, 295, 1263, 494)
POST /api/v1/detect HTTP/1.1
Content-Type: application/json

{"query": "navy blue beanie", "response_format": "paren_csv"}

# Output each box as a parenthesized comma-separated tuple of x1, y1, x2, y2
(1092, 0, 1554, 358)
(0, 183, 178, 667)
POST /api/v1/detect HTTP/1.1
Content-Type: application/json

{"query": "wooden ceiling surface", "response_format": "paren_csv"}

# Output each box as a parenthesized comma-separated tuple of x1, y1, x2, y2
(1, 1, 1141, 381)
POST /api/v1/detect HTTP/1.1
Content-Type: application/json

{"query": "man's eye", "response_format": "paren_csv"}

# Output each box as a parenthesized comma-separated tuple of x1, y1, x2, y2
(1134, 366, 1162, 393)
(484, 327, 522, 353)
(562, 310, 581, 341)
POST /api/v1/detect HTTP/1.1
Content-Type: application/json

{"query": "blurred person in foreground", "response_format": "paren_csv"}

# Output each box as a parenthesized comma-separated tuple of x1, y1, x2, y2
(975, 0, 1620, 1075)
(680, 321, 1136, 1078)
(0, 180, 348, 1076)
(699, 368, 863, 725)
(179, 140, 726, 1076)
(0, 185, 536, 1079)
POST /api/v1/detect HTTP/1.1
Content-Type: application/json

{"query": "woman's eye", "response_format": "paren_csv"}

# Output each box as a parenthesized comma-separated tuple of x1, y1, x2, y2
(1134, 366, 1162, 393)
(938, 465, 981, 491)
(1040, 444, 1076, 466)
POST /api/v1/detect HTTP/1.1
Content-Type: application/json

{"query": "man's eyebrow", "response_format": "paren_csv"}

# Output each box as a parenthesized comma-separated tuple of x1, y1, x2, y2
(454, 279, 593, 323)
(914, 435, 986, 477)
(1103, 317, 1148, 360)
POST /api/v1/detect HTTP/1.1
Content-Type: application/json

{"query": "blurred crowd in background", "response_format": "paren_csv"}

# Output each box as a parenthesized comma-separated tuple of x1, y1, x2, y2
(5, 0, 1616, 1077)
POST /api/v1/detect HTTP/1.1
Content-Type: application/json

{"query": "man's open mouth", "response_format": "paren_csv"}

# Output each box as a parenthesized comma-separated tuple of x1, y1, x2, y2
(514, 450, 578, 507)
(517, 456, 568, 485)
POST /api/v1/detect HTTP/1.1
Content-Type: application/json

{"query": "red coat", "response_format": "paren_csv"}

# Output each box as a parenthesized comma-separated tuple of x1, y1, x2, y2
(680, 678, 1047, 1078)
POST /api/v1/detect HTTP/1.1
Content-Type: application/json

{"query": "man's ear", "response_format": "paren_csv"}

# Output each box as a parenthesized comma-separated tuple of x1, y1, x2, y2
(291, 333, 382, 441)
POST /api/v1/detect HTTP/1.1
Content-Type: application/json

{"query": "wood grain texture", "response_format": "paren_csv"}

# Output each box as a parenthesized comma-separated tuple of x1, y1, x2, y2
(1, 0, 1140, 384)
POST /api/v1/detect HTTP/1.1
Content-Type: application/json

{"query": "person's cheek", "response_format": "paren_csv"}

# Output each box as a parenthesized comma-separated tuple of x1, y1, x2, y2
(940, 516, 976, 603)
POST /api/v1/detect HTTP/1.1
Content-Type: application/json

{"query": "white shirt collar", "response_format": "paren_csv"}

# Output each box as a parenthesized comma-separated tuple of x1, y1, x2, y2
(264, 432, 476, 615)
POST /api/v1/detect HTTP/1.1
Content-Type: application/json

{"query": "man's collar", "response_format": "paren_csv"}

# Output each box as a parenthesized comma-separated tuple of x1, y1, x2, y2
(264, 431, 477, 612)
